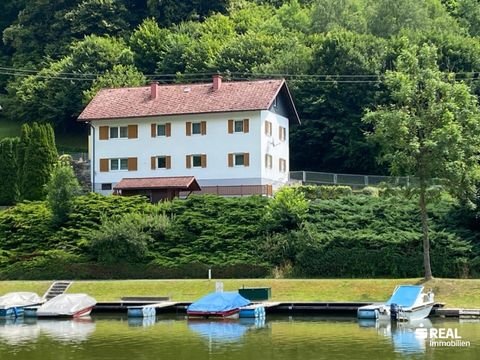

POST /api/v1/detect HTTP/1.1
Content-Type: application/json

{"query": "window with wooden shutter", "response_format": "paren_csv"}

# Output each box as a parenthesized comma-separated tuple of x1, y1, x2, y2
(151, 156, 156, 169)
(228, 153, 234, 167)
(99, 126, 109, 140)
(151, 124, 156, 137)
(127, 157, 137, 171)
(186, 122, 192, 136)
(201, 121, 207, 135)
(186, 155, 192, 168)
(165, 123, 171, 137)
(265, 121, 272, 136)
(243, 119, 249, 133)
(228, 119, 234, 134)
(279, 126, 286, 141)
(100, 158, 109, 172)
(244, 153, 250, 167)
(201, 154, 207, 168)
(128, 125, 138, 139)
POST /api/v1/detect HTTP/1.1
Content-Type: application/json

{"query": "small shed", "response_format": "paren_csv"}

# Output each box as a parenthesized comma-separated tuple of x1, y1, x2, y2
(113, 176, 201, 202)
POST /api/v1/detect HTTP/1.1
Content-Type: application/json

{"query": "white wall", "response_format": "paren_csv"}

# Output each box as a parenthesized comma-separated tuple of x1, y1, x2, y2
(260, 110, 290, 189)
(90, 111, 268, 191)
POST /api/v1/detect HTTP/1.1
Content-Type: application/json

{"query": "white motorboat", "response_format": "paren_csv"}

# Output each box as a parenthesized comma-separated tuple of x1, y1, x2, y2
(34, 294, 96, 318)
(357, 285, 434, 321)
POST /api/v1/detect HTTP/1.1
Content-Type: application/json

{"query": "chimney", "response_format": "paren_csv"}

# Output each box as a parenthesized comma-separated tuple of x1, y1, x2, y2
(212, 74, 222, 91)
(150, 81, 159, 100)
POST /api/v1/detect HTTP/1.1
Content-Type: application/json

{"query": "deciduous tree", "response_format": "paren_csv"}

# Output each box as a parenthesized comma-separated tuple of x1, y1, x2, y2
(363, 43, 480, 280)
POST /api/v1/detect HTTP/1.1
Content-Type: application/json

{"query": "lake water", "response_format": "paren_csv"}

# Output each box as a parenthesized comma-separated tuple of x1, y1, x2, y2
(0, 315, 479, 360)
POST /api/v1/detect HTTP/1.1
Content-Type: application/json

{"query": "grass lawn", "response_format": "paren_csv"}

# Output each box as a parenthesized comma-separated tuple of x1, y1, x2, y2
(0, 278, 479, 308)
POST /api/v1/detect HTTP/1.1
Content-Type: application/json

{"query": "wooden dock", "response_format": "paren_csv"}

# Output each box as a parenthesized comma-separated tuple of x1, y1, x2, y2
(92, 301, 478, 318)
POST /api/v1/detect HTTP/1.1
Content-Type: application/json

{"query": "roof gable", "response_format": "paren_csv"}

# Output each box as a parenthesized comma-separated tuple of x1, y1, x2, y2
(78, 78, 300, 124)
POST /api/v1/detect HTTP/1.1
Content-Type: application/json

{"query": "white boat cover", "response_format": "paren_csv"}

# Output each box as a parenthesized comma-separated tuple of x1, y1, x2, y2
(36, 294, 96, 317)
(0, 292, 44, 309)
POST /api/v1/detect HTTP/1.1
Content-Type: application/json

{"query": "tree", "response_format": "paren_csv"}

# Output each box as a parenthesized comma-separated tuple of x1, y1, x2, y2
(0, 137, 19, 205)
(20, 123, 58, 201)
(363, 43, 480, 280)
(83, 64, 146, 103)
(46, 157, 82, 226)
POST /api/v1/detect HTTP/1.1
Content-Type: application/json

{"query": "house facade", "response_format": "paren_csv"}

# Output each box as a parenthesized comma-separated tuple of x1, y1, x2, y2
(78, 76, 300, 198)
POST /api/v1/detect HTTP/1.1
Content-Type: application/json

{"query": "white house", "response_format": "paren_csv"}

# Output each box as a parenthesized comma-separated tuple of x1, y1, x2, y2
(77, 75, 300, 201)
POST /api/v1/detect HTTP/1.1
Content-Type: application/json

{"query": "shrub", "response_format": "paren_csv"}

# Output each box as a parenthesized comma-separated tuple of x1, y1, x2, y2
(361, 186, 379, 197)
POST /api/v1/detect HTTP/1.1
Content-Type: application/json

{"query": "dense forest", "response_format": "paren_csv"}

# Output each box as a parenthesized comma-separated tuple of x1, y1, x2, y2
(2, 0, 480, 174)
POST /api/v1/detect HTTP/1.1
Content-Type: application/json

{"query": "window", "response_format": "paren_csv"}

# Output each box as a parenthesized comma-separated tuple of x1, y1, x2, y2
(192, 154, 202, 167)
(157, 156, 166, 168)
(157, 124, 166, 136)
(228, 153, 249, 167)
(265, 154, 273, 169)
(187, 154, 206, 168)
(192, 122, 201, 135)
(228, 119, 249, 134)
(151, 155, 171, 169)
(235, 154, 244, 166)
(187, 121, 206, 136)
(110, 126, 128, 139)
(101, 183, 112, 190)
(234, 120, 244, 132)
(110, 158, 128, 171)
(265, 121, 272, 136)
(279, 158, 287, 173)
(279, 126, 286, 142)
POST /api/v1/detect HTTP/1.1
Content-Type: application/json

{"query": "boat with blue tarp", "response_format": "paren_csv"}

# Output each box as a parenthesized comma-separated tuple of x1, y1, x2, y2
(357, 285, 434, 321)
(187, 292, 250, 319)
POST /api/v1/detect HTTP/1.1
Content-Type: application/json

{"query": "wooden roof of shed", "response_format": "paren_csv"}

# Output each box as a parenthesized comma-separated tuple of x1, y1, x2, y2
(113, 176, 201, 191)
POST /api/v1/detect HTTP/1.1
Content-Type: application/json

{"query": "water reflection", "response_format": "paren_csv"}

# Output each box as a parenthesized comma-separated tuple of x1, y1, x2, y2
(0, 318, 40, 345)
(188, 318, 266, 343)
(128, 316, 157, 327)
(359, 318, 433, 354)
(38, 318, 96, 342)
(0, 317, 96, 344)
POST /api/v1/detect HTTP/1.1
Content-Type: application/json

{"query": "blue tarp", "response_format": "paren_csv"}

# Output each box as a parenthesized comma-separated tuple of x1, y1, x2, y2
(386, 285, 423, 308)
(187, 292, 250, 313)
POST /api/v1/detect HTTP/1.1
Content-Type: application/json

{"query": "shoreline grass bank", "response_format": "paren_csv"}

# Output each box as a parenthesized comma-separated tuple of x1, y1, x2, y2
(0, 278, 479, 308)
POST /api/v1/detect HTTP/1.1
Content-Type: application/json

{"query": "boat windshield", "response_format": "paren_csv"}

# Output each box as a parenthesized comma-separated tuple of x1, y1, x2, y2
(385, 286, 423, 307)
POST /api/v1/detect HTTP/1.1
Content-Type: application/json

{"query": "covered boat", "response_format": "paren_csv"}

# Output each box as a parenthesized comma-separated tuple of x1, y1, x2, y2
(35, 294, 96, 318)
(0, 292, 44, 318)
(187, 292, 250, 319)
(357, 285, 434, 321)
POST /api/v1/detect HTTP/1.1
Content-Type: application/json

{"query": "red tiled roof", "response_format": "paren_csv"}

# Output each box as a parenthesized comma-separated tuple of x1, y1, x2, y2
(113, 176, 201, 191)
(78, 79, 299, 122)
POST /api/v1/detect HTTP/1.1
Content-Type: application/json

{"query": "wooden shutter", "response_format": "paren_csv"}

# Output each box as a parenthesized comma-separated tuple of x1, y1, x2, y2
(100, 158, 109, 172)
(186, 155, 192, 168)
(151, 156, 156, 170)
(228, 153, 234, 167)
(165, 123, 171, 137)
(201, 154, 207, 168)
(243, 119, 249, 133)
(151, 124, 156, 137)
(244, 153, 250, 167)
(186, 122, 192, 136)
(99, 126, 109, 140)
(166, 156, 171, 169)
(127, 157, 137, 171)
(228, 120, 234, 134)
(128, 125, 138, 139)
(201, 121, 207, 135)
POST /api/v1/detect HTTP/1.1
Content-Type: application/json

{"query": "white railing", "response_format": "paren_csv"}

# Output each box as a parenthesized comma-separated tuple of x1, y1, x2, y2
(289, 171, 416, 187)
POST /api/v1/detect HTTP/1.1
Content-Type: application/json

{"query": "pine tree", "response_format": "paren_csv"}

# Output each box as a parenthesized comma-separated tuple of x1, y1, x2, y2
(0, 137, 19, 205)
(17, 123, 31, 198)
(21, 123, 58, 200)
